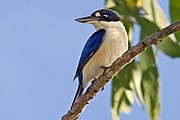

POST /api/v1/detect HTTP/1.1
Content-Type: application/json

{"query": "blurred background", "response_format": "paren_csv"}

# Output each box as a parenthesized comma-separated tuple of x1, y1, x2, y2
(0, 0, 179, 120)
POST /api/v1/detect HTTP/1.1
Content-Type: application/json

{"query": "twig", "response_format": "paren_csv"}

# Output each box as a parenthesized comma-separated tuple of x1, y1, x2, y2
(61, 21, 180, 120)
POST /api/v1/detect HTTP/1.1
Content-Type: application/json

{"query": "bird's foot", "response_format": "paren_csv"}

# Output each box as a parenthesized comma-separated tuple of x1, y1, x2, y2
(100, 66, 110, 70)
(91, 78, 98, 84)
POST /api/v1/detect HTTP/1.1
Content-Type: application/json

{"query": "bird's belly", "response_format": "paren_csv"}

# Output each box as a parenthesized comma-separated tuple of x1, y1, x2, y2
(82, 36, 125, 87)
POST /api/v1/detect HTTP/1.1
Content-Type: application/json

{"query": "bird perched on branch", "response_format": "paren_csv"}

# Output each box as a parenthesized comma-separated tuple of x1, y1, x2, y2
(71, 9, 128, 109)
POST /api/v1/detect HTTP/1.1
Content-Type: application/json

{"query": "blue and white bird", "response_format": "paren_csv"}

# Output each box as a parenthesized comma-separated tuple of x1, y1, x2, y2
(71, 9, 128, 109)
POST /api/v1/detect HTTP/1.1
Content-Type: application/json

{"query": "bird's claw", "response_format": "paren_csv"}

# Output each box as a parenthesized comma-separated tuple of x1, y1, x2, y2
(100, 66, 110, 70)
(91, 78, 98, 84)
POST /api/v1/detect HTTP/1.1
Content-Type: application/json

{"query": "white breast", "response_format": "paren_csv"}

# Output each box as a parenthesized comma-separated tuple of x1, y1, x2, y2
(82, 22, 128, 87)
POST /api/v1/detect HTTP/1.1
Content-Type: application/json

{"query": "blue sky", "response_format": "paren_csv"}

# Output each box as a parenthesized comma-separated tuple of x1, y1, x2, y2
(0, 0, 179, 120)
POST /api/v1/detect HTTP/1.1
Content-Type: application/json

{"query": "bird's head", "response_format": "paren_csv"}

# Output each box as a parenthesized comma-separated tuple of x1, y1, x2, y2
(75, 9, 122, 31)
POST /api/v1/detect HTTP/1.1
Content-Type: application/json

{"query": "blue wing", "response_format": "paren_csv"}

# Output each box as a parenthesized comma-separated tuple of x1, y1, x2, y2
(73, 29, 106, 83)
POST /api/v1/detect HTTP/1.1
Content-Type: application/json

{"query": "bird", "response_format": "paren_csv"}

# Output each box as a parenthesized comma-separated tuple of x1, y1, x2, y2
(71, 9, 128, 109)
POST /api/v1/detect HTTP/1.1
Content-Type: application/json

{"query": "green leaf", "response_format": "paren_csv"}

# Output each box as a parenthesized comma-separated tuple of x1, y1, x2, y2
(132, 63, 144, 107)
(141, 0, 177, 43)
(157, 37, 180, 57)
(136, 17, 180, 57)
(140, 28, 160, 120)
(141, 0, 168, 29)
(170, 0, 180, 23)
(170, 0, 180, 42)
(106, 1, 179, 120)
(111, 62, 135, 120)
(140, 0, 180, 57)
(141, 66, 160, 120)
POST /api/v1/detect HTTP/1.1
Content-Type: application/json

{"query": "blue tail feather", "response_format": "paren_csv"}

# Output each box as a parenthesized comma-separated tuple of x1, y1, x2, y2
(70, 82, 84, 110)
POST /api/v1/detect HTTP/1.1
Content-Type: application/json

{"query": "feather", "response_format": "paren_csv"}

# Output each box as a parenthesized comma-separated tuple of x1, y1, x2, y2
(73, 29, 105, 84)
(70, 72, 84, 110)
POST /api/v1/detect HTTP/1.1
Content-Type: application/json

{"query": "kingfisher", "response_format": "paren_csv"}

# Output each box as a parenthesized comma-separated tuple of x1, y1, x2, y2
(71, 9, 128, 109)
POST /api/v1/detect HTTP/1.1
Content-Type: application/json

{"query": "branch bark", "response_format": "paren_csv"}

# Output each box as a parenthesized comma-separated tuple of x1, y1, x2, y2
(61, 21, 180, 120)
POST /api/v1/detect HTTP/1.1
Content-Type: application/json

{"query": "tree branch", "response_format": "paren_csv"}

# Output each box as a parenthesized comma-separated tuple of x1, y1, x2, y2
(61, 21, 180, 120)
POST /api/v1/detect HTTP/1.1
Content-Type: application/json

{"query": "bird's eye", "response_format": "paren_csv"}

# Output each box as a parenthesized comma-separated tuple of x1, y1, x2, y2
(103, 14, 108, 18)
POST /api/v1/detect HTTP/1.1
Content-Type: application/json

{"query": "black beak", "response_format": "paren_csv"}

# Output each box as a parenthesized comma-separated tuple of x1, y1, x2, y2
(75, 16, 100, 23)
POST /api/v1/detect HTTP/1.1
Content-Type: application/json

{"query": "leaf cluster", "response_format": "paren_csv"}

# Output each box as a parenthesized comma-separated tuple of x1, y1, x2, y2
(105, 0, 180, 120)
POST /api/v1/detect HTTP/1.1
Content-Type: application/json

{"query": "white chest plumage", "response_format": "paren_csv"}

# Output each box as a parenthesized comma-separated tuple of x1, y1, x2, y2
(82, 25, 128, 87)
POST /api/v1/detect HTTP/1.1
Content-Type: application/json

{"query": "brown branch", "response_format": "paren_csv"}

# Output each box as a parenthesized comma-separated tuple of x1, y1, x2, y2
(61, 21, 180, 120)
